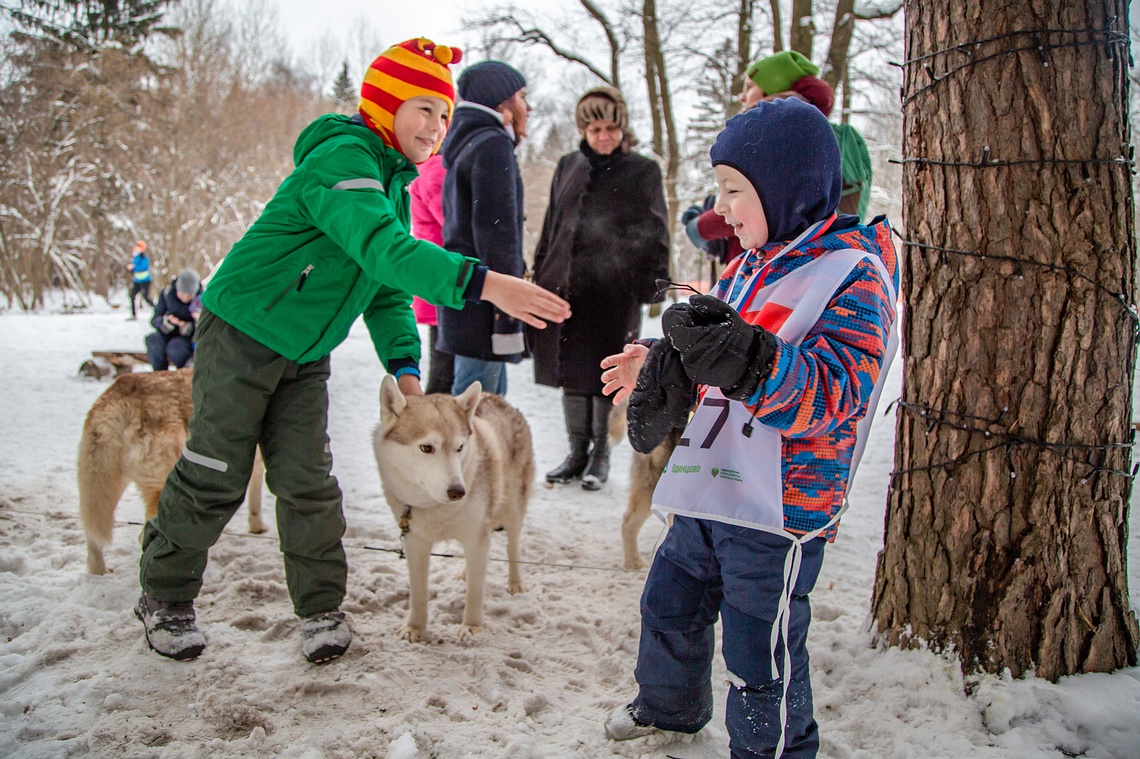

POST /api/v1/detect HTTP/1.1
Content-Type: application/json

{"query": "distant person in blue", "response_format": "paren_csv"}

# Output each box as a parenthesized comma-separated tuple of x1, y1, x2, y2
(127, 240, 155, 319)
(146, 269, 202, 370)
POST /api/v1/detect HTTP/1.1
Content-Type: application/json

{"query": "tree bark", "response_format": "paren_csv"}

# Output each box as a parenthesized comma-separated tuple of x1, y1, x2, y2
(822, 0, 854, 96)
(733, 0, 754, 104)
(789, 0, 814, 58)
(642, 0, 678, 279)
(872, 0, 1139, 681)
(768, 0, 783, 52)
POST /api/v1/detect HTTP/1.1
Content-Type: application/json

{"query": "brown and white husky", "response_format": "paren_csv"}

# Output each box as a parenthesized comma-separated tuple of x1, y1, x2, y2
(374, 376, 533, 641)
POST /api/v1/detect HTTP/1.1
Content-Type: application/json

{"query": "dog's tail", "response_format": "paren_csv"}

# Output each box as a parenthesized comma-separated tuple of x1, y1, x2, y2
(609, 397, 629, 448)
(77, 413, 129, 572)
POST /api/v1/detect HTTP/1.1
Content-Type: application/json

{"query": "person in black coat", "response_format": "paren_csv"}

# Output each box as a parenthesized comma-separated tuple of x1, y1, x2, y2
(437, 61, 530, 396)
(529, 86, 670, 490)
(145, 268, 202, 370)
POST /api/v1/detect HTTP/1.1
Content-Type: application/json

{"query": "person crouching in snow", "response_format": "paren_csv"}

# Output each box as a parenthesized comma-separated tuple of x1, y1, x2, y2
(599, 98, 898, 758)
(134, 38, 570, 665)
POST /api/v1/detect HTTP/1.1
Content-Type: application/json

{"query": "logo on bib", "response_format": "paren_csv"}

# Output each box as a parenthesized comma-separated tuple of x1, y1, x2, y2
(712, 467, 719, 477)
(670, 464, 701, 475)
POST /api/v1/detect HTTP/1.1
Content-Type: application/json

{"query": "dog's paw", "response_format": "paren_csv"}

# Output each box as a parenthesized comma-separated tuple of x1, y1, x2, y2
(507, 582, 527, 595)
(247, 520, 267, 535)
(623, 556, 647, 570)
(458, 624, 483, 639)
(397, 624, 426, 642)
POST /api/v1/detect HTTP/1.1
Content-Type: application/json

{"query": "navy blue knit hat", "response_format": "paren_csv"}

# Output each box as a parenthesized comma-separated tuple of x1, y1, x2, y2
(457, 61, 526, 109)
(710, 98, 842, 242)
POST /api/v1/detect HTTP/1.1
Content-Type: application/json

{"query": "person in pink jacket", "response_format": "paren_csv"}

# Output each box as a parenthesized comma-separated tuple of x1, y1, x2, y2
(409, 153, 455, 394)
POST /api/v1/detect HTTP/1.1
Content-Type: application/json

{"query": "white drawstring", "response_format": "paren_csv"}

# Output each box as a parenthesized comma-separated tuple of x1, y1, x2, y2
(759, 498, 849, 759)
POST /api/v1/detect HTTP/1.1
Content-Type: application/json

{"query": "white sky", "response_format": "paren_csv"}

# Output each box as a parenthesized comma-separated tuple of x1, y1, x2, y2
(271, 0, 562, 59)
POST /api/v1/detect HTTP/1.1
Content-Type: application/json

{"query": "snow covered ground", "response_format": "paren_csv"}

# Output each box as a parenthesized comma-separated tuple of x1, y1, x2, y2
(1, 299, 1138, 759)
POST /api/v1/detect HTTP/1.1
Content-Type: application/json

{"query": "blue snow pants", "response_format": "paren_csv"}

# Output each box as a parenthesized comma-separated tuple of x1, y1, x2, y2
(631, 515, 827, 759)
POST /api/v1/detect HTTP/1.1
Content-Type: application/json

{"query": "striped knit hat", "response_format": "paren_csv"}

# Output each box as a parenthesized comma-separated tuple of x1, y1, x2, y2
(359, 38, 462, 155)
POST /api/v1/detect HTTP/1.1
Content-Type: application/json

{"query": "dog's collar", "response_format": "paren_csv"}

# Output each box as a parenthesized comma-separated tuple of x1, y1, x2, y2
(397, 505, 412, 559)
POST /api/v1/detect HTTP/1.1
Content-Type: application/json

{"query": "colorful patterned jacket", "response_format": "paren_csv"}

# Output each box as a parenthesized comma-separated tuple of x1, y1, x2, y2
(709, 215, 898, 540)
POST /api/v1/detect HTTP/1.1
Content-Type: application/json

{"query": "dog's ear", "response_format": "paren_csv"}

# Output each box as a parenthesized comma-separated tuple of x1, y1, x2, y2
(379, 374, 407, 428)
(454, 380, 482, 426)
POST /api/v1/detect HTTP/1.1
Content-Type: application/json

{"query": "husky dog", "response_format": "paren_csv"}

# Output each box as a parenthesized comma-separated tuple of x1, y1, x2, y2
(374, 376, 533, 642)
(78, 369, 266, 575)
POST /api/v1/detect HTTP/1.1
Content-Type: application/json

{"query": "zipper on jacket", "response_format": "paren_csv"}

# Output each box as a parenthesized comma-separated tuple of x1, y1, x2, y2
(265, 264, 314, 312)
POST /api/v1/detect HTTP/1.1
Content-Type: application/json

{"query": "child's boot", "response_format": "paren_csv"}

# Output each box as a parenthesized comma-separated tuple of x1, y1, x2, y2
(302, 610, 351, 663)
(135, 594, 206, 661)
(604, 703, 659, 741)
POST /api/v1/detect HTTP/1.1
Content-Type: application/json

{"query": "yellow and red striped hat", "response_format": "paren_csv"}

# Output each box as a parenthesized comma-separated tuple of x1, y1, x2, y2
(359, 38, 462, 157)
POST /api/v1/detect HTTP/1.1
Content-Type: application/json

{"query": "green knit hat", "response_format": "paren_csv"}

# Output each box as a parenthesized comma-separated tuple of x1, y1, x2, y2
(745, 50, 820, 96)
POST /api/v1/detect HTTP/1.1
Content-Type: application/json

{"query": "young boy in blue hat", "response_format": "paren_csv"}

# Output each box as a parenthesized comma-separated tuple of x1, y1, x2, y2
(600, 97, 899, 758)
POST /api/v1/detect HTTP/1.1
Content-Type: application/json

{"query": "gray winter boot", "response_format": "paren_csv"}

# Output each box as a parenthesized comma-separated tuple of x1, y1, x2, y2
(582, 395, 612, 491)
(546, 393, 591, 484)
(301, 610, 351, 663)
(135, 594, 206, 661)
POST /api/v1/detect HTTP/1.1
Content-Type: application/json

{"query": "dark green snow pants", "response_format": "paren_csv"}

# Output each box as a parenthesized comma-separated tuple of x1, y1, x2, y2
(139, 309, 347, 617)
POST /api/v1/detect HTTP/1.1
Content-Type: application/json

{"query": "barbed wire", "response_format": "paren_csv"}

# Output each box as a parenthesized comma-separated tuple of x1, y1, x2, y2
(889, 146, 1133, 173)
(890, 23, 1129, 106)
(891, 231, 1140, 328)
(885, 399, 1137, 485)
(0, 508, 649, 575)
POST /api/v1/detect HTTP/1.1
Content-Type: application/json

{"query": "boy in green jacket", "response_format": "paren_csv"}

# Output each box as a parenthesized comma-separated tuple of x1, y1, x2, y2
(135, 38, 570, 663)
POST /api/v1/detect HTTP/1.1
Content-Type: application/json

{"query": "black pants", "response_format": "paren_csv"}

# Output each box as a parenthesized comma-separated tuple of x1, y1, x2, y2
(425, 325, 455, 395)
(130, 281, 154, 317)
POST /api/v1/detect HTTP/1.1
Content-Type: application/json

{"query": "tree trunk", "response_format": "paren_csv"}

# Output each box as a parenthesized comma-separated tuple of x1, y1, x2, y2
(642, 0, 678, 280)
(872, 0, 1139, 681)
(822, 0, 854, 96)
(642, 0, 664, 161)
(732, 0, 754, 105)
(768, 0, 783, 52)
(789, 0, 814, 58)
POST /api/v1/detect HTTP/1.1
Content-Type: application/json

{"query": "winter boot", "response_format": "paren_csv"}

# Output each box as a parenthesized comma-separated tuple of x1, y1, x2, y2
(604, 703, 659, 741)
(582, 395, 612, 491)
(134, 594, 206, 661)
(302, 610, 351, 663)
(545, 394, 591, 484)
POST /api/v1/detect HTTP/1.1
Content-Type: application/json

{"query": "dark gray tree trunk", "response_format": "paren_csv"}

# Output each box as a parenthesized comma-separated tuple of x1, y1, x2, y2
(872, 0, 1139, 681)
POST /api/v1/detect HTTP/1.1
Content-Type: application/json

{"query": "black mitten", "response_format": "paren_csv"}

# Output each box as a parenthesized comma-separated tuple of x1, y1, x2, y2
(663, 294, 777, 402)
(627, 340, 696, 454)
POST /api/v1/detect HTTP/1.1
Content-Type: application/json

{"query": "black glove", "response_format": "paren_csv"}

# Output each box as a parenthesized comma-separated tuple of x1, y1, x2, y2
(663, 294, 777, 402)
(627, 340, 696, 454)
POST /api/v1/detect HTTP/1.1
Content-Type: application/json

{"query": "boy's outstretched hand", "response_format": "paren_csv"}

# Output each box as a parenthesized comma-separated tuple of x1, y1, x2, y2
(600, 343, 649, 405)
(481, 271, 571, 329)
(604, 340, 694, 454)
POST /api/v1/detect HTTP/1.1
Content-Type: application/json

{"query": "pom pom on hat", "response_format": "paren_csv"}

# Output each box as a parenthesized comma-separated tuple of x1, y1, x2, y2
(359, 38, 461, 154)
(746, 51, 820, 98)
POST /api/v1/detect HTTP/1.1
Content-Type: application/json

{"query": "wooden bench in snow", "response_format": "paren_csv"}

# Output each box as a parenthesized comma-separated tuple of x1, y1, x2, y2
(79, 351, 154, 379)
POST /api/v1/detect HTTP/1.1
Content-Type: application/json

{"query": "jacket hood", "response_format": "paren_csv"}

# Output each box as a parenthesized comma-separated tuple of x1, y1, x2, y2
(293, 113, 404, 168)
(441, 104, 507, 169)
(711, 98, 842, 242)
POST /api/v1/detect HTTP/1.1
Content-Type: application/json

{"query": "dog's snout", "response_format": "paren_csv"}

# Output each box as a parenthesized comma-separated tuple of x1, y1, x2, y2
(447, 486, 466, 502)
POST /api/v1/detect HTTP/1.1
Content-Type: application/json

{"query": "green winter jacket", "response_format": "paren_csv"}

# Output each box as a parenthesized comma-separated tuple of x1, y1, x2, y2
(201, 114, 478, 367)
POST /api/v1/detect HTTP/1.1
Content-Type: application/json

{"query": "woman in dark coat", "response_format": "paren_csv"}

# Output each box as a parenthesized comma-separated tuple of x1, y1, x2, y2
(529, 86, 670, 490)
